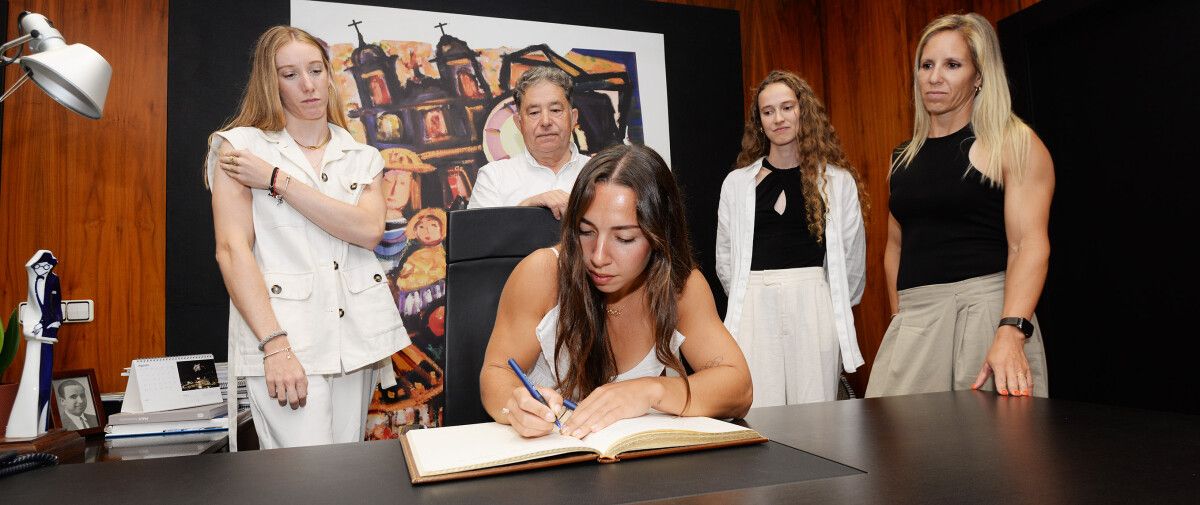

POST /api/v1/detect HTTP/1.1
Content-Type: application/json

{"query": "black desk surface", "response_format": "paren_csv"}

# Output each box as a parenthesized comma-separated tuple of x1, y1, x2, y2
(3, 391, 1197, 504)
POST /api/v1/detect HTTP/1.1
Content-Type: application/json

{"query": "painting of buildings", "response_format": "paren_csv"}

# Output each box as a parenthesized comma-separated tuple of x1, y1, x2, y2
(294, 0, 667, 440)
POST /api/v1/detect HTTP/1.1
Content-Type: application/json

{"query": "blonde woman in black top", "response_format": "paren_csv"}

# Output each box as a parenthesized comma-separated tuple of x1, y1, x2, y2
(867, 13, 1054, 398)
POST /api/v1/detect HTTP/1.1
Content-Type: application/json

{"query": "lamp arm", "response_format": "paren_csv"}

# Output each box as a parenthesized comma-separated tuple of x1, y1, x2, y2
(0, 33, 31, 66)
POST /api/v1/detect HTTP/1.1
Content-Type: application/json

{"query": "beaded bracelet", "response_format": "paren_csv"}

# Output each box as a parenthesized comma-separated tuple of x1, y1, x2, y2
(262, 346, 292, 361)
(257, 329, 288, 352)
(268, 167, 280, 196)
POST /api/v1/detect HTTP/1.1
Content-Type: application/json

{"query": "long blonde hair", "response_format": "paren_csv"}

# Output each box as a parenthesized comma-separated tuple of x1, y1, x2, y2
(895, 13, 1032, 186)
(215, 26, 346, 135)
(735, 70, 869, 240)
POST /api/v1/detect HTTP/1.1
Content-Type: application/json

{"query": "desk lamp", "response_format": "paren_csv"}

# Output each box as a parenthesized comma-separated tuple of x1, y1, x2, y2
(0, 11, 111, 119)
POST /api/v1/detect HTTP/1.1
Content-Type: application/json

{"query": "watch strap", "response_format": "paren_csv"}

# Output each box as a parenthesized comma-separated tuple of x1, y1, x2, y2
(997, 317, 1034, 338)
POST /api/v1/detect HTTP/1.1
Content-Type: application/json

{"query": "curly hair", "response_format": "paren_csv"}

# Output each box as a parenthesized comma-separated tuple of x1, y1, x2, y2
(735, 71, 869, 239)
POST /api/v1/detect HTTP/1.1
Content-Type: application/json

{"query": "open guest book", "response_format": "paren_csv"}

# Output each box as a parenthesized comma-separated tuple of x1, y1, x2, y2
(400, 414, 767, 484)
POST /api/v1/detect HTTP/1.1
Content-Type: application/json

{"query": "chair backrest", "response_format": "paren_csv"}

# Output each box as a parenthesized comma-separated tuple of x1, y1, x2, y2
(442, 207, 560, 426)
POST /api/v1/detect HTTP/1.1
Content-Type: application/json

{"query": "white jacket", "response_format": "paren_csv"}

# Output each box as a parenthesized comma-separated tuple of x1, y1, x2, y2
(206, 125, 411, 377)
(716, 158, 866, 372)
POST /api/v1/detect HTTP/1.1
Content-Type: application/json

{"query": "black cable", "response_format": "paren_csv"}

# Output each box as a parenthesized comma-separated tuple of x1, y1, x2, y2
(0, 452, 58, 479)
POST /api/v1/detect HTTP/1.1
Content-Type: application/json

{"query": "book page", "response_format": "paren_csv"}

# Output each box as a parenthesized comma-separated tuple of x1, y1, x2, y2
(405, 422, 604, 476)
(581, 414, 756, 456)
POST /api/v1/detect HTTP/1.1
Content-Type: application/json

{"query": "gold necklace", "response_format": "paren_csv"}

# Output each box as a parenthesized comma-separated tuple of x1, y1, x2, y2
(606, 305, 621, 317)
(295, 132, 331, 150)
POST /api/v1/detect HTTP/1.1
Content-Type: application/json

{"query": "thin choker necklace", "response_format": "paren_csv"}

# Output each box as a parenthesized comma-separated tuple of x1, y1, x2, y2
(295, 132, 331, 151)
(606, 305, 622, 317)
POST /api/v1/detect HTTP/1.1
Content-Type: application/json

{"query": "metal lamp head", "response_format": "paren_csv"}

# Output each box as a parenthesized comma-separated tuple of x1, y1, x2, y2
(13, 12, 111, 119)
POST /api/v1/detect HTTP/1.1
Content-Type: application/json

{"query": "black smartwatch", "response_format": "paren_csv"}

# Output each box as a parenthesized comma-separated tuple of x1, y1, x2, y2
(998, 317, 1035, 338)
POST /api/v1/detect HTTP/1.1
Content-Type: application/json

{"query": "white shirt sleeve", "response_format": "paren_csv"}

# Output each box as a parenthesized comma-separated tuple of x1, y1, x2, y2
(467, 163, 503, 209)
(715, 174, 735, 294)
(838, 172, 867, 306)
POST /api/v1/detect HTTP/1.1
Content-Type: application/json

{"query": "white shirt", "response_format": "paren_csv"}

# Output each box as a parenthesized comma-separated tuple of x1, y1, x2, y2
(716, 159, 867, 372)
(206, 125, 411, 377)
(467, 144, 590, 208)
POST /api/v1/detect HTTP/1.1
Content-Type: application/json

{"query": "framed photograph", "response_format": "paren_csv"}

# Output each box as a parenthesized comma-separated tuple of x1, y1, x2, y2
(50, 368, 106, 436)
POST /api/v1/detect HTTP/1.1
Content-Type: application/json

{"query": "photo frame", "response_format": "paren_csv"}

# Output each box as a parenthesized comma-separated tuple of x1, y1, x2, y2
(50, 368, 106, 436)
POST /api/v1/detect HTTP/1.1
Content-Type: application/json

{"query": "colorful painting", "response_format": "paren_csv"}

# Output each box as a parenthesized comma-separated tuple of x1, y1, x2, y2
(292, 0, 669, 439)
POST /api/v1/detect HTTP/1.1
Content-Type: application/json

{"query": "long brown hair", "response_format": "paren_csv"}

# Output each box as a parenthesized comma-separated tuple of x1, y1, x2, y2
(216, 26, 347, 135)
(735, 70, 870, 238)
(555, 144, 693, 407)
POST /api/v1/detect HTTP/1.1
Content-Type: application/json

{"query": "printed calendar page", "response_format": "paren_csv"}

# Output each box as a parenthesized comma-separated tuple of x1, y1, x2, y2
(122, 354, 223, 413)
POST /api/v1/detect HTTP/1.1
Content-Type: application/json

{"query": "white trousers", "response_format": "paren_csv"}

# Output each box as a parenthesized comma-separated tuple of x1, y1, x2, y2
(736, 267, 840, 407)
(246, 367, 376, 449)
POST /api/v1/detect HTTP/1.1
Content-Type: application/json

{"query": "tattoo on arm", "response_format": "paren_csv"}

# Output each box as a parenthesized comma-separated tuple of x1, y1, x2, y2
(699, 356, 724, 371)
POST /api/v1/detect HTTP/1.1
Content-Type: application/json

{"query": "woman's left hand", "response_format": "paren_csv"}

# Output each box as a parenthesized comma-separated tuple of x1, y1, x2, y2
(560, 378, 664, 439)
(972, 326, 1033, 396)
(219, 149, 275, 190)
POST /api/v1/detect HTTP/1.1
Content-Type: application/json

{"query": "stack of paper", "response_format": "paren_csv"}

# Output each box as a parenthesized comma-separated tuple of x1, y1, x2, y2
(104, 431, 228, 459)
(215, 362, 249, 408)
(104, 407, 250, 438)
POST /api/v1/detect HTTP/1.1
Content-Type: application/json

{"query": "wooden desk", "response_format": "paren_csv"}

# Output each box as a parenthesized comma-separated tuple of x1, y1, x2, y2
(2, 391, 1197, 504)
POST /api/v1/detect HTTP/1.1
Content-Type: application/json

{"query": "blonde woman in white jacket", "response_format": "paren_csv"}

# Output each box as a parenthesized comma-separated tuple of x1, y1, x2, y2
(716, 71, 868, 406)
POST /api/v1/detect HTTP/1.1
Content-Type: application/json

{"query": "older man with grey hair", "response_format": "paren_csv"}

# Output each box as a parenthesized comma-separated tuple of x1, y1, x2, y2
(468, 66, 590, 219)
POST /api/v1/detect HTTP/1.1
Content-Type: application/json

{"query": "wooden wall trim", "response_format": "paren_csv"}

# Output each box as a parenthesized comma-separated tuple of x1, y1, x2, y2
(657, 0, 1035, 393)
(0, 0, 168, 393)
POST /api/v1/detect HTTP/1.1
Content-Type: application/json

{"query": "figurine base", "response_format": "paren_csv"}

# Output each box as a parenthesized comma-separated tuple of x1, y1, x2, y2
(0, 429, 85, 461)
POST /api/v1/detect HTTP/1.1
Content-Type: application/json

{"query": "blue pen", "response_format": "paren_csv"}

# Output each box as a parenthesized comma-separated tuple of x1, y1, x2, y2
(507, 358, 573, 429)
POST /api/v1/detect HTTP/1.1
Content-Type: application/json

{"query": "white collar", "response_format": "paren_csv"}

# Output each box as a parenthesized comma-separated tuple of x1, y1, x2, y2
(255, 123, 368, 152)
(522, 143, 581, 172)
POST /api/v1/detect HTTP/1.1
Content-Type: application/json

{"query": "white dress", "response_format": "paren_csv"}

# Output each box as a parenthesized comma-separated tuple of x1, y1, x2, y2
(525, 305, 687, 399)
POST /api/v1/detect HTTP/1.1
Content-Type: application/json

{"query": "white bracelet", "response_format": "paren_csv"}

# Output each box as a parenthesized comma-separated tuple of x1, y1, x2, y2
(258, 329, 288, 352)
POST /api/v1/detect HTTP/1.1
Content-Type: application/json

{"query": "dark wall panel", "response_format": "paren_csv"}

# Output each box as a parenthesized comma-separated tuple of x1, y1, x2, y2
(1002, 0, 1200, 413)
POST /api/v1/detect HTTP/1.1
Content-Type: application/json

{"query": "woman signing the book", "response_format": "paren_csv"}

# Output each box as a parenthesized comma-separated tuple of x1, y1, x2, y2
(480, 144, 753, 439)
(207, 26, 409, 448)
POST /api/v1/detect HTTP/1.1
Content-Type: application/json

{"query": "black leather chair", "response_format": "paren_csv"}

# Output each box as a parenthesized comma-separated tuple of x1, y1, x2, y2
(442, 207, 561, 426)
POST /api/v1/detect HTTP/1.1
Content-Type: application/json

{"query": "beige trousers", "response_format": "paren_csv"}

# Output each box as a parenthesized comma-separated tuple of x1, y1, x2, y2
(865, 272, 1048, 398)
(737, 267, 841, 406)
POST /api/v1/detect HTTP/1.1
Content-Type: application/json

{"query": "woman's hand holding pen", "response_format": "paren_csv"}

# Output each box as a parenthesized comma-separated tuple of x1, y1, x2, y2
(504, 386, 566, 438)
(559, 378, 663, 439)
(219, 149, 275, 190)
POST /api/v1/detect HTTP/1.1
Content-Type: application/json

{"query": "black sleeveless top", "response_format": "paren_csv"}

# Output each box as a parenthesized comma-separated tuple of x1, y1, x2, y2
(889, 125, 1007, 290)
(751, 159, 826, 270)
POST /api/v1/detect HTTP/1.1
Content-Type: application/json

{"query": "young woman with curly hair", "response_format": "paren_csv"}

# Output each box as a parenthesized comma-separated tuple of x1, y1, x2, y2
(716, 70, 869, 406)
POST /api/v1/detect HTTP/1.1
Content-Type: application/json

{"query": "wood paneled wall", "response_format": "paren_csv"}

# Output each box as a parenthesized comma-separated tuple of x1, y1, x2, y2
(0, 0, 167, 392)
(0, 0, 1034, 395)
(657, 0, 1035, 393)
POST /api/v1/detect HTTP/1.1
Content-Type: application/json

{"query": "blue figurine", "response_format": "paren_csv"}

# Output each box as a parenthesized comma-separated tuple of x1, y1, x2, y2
(6, 250, 63, 438)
